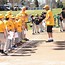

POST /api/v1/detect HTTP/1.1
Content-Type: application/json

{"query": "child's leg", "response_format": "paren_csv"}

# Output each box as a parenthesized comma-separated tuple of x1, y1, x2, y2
(36, 25, 37, 33)
(11, 39, 15, 49)
(34, 23, 37, 33)
(21, 31, 24, 39)
(5, 39, 11, 52)
(32, 23, 35, 34)
(22, 30, 29, 41)
(0, 42, 5, 51)
(62, 20, 65, 30)
(15, 38, 19, 44)
(0, 42, 7, 55)
(0, 34, 6, 51)
(37, 25, 40, 33)
(22, 30, 26, 39)
(0, 42, 1, 50)
(60, 21, 63, 31)
(41, 23, 45, 31)
(18, 32, 22, 42)
(40, 22, 43, 32)
(34, 24, 37, 33)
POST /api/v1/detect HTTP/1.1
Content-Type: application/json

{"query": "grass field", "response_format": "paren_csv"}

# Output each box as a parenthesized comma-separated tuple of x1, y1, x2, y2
(0, 8, 62, 30)
(0, 8, 61, 16)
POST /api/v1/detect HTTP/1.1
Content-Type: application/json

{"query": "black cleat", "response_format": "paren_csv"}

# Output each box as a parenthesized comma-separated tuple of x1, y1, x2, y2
(0, 50, 8, 55)
(32, 33, 35, 35)
(46, 40, 54, 42)
(38, 32, 40, 34)
(23, 38, 29, 41)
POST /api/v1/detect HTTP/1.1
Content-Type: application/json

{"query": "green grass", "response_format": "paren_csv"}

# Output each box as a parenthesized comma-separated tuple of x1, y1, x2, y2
(63, 2, 65, 7)
(52, 8, 62, 15)
(0, 11, 20, 16)
(0, 8, 62, 16)
(27, 8, 62, 15)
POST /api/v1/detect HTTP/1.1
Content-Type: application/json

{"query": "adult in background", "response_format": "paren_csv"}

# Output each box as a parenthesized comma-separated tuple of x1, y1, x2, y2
(43, 5, 54, 42)
(60, 7, 65, 31)
(58, 13, 63, 32)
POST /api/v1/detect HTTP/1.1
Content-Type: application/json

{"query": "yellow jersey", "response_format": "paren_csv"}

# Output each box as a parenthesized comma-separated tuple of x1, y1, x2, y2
(45, 10, 54, 26)
(20, 11, 28, 22)
(0, 20, 5, 32)
(14, 19, 22, 32)
(6, 20, 15, 31)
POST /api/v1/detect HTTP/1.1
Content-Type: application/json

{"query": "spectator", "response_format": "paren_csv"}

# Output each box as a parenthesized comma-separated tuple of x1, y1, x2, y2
(34, 14, 40, 34)
(60, 7, 65, 31)
(30, 15, 36, 35)
(57, 13, 63, 32)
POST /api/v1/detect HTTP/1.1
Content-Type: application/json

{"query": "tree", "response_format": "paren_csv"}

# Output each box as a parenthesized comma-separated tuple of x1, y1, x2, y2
(57, 0, 63, 8)
(21, 0, 25, 5)
(34, 0, 39, 7)
(2, 0, 7, 4)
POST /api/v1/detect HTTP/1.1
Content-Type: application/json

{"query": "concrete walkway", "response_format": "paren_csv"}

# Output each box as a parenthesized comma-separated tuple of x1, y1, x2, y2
(0, 28, 65, 65)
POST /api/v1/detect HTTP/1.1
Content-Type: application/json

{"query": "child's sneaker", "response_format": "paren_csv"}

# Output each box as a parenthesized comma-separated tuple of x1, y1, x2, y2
(38, 32, 40, 34)
(32, 33, 35, 35)
(46, 39, 54, 42)
(23, 38, 29, 41)
(11, 45, 17, 49)
(0, 50, 8, 55)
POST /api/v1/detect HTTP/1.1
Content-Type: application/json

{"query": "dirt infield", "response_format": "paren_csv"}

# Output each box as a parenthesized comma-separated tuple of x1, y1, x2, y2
(0, 28, 65, 65)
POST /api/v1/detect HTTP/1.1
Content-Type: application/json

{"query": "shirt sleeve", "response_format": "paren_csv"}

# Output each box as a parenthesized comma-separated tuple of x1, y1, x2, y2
(47, 10, 52, 17)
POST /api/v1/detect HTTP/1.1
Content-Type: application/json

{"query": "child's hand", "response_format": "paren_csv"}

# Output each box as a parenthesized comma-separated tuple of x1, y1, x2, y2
(4, 35, 6, 38)
(7, 34, 10, 36)
(13, 33, 15, 38)
(42, 20, 45, 23)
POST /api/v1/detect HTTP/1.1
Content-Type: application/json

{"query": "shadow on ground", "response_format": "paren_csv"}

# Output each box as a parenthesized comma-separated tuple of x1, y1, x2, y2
(9, 40, 44, 56)
(53, 41, 65, 50)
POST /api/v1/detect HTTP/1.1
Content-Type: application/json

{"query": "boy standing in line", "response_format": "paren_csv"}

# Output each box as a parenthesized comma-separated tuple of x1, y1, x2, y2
(0, 14, 7, 55)
(19, 6, 29, 41)
(30, 15, 36, 34)
(4, 15, 15, 53)
(14, 16, 22, 44)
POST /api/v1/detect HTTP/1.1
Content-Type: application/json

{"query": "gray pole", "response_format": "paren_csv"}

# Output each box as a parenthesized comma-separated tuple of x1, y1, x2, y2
(7, 0, 9, 2)
(50, 0, 52, 10)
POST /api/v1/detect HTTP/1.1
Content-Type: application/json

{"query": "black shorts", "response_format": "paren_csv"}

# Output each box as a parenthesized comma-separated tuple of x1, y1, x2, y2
(47, 26, 53, 33)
